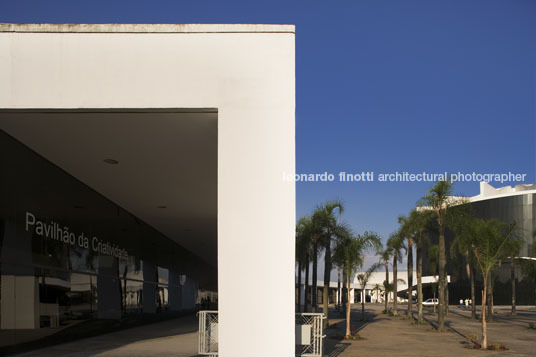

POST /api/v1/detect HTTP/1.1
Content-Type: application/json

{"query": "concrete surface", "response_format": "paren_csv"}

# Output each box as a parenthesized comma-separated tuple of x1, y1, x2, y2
(324, 303, 536, 357)
(13, 315, 199, 357)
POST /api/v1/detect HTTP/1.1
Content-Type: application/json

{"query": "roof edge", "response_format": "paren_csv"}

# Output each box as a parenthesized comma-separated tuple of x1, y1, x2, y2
(0, 23, 295, 34)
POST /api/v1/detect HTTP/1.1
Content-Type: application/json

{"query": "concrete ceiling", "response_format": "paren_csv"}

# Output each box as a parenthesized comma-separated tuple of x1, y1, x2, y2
(0, 110, 218, 266)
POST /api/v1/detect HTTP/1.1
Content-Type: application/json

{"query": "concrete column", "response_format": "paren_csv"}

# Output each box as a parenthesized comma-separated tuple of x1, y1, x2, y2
(1, 275, 39, 329)
(97, 256, 121, 319)
(218, 55, 295, 356)
(142, 261, 156, 313)
(168, 270, 182, 311)
(181, 278, 197, 310)
(1, 219, 39, 329)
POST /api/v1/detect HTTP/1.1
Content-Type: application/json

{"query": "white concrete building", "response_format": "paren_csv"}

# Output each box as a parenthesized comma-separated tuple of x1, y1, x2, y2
(297, 272, 448, 308)
(0, 23, 295, 357)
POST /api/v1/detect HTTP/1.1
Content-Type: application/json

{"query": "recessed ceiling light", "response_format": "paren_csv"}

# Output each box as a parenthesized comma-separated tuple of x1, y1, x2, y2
(103, 158, 119, 165)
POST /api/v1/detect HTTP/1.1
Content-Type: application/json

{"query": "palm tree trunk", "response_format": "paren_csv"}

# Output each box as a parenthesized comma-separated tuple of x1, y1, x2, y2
(361, 289, 365, 321)
(481, 273, 488, 349)
(304, 254, 310, 312)
(445, 281, 449, 316)
(486, 273, 493, 322)
(470, 259, 476, 319)
(393, 255, 398, 316)
(337, 268, 341, 310)
(384, 262, 389, 312)
(312, 243, 318, 313)
(511, 259, 516, 315)
(433, 287, 436, 313)
(417, 236, 423, 323)
(464, 250, 475, 319)
(297, 260, 302, 312)
(438, 219, 446, 332)
(407, 238, 413, 316)
(346, 275, 351, 337)
(342, 270, 347, 312)
(323, 243, 332, 328)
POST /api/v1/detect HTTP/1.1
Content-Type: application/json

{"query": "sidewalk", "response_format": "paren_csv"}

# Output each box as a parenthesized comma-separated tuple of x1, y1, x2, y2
(323, 304, 536, 357)
(13, 314, 199, 357)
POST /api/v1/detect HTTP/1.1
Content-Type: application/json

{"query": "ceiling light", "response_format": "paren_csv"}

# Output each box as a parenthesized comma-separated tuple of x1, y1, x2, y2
(103, 158, 119, 165)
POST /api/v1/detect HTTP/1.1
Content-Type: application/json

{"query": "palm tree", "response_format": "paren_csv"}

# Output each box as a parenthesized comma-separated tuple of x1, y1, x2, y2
(520, 230, 536, 306)
(420, 180, 454, 332)
(296, 216, 314, 312)
(428, 244, 440, 313)
(333, 263, 343, 312)
(399, 215, 414, 316)
(448, 202, 477, 319)
(357, 262, 382, 321)
(387, 230, 406, 316)
(312, 200, 344, 327)
(378, 247, 392, 312)
(333, 231, 382, 337)
(406, 208, 433, 323)
(470, 218, 519, 349)
(503, 237, 522, 316)
(337, 266, 342, 310)
(372, 283, 383, 303)
(307, 217, 322, 313)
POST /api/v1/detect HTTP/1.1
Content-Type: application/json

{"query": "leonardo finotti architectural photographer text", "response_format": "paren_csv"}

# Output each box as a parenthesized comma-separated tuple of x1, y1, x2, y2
(282, 171, 527, 183)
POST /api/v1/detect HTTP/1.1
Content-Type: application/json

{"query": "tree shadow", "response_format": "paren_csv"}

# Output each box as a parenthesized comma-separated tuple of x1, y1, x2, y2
(323, 306, 380, 356)
(325, 342, 351, 357)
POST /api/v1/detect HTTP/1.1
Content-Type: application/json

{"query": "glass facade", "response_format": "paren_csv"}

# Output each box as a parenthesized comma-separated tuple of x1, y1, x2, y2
(422, 193, 536, 305)
(0, 130, 216, 350)
(471, 194, 535, 257)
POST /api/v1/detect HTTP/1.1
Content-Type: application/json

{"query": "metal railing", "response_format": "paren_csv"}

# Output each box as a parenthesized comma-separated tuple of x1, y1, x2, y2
(295, 313, 324, 357)
(197, 311, 324, 357)
(198, 310, 218, 355)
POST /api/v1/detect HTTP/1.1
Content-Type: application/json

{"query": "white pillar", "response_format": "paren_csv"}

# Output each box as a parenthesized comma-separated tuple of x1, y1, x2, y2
(217, 31, 295, 357)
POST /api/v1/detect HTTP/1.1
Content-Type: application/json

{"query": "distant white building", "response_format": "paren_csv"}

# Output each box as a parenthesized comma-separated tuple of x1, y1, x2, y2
(296, 271, 450, 307)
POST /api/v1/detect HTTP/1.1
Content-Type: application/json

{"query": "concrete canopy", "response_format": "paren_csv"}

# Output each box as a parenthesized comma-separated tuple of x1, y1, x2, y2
(0, 23, 295, 357)
(0, 109, 218, 266)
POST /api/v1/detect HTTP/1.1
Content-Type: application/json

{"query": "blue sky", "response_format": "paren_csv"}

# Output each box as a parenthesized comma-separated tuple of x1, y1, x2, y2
(2, 0, 535, 247)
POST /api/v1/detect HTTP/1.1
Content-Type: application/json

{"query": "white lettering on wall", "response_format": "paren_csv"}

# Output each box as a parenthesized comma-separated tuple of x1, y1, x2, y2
(25, 211, 128, 259)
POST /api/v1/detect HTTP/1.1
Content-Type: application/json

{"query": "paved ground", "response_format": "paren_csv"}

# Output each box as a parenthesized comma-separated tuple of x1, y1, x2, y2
(10, 303, 536, 356)
(324, 303, 536, 357)
(13, 314, 199, 357)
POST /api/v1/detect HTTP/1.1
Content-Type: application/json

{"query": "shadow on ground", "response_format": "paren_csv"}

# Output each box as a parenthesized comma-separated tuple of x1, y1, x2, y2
(323, 307, 376, 357)
(6, 313, 199, 357)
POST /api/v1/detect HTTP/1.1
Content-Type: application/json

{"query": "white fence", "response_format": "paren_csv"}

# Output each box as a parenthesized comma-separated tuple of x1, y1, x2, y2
(198, 310, 218, 355)
(198, 311, 324, 356)
(295, 313, 324, 357)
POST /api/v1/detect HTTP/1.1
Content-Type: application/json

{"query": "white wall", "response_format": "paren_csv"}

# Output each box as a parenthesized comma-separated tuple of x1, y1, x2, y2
(0, 24, 295, 357)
